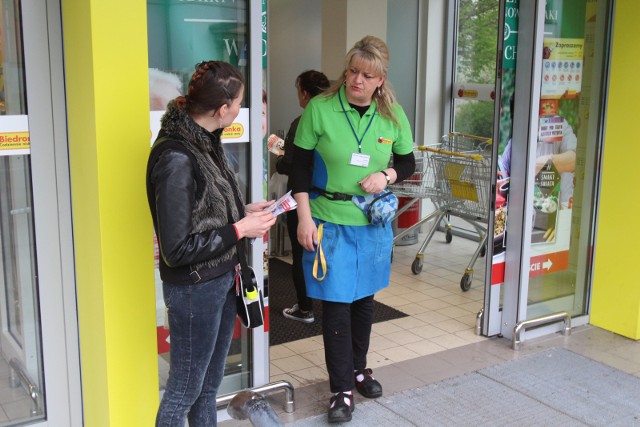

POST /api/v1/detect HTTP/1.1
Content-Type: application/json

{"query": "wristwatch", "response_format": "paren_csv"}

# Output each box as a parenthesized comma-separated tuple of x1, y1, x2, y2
(380, 170, 391, 185)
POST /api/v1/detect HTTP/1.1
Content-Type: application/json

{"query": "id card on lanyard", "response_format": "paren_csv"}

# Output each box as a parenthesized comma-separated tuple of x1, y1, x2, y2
(339, 90, 375, 168)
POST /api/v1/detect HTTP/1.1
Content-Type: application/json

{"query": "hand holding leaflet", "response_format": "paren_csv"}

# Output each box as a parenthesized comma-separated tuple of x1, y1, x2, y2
(264, 190, 297, 217)
(267, 134, 285, 156)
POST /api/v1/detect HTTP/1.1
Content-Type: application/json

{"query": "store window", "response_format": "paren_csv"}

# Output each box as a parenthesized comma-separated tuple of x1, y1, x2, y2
(146, 0, 255, 395)
(451, 0, 499, 137)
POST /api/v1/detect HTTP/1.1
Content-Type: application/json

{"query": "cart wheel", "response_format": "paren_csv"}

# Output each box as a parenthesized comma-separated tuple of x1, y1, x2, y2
(480, 245, 486, 258)
(460, 273, 472, 292)
(445, 229, 453, 243)
(411, 257, 423, 275)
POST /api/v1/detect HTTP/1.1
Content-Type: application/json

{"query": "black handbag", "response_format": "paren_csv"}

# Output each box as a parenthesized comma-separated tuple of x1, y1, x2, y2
(235, 241, 265, 329)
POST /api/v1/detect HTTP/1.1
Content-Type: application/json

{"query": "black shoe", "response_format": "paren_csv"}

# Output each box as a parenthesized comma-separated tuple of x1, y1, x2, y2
(355, 368, 383, 398)
(282, 304, 315, 323)
(328, 392, 355, 423)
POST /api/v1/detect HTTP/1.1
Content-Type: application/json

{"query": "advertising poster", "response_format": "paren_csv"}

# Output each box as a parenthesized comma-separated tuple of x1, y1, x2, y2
(529, 0, 584, 276)
(490, 0, 518, 285)
(0, 116, 29, 156)
(492, 0, 585, 285)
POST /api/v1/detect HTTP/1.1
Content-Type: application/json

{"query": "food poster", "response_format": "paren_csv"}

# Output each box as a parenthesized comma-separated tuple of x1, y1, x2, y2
(541, 38, 584, 99)
(528, 0, 585, 275)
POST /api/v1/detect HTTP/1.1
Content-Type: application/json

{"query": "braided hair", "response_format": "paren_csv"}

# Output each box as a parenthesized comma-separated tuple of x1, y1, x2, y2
(175, 61, 244, 116)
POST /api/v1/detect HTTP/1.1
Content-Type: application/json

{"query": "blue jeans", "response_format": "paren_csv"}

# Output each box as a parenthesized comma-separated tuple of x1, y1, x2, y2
(156, 271, 237, 427)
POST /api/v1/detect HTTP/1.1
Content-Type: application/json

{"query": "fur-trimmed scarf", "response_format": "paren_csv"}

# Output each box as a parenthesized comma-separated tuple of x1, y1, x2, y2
(159, 100, 244, 271)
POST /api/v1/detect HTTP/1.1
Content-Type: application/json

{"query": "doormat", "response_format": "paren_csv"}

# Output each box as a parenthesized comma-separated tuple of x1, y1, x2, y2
(267, 258, 408, 346)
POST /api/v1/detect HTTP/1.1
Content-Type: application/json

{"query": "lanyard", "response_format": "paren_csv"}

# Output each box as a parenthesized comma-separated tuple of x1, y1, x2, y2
(338, 90, 376, 153)
(312, 223, 326, 281)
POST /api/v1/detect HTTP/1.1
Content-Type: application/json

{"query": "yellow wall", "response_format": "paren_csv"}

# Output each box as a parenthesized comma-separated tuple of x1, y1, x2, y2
(61, 0, 159, 425)
(591, 1, 640, 339)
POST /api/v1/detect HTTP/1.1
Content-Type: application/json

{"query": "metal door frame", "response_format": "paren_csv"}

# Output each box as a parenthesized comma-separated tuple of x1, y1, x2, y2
(19, 0, 82, 425)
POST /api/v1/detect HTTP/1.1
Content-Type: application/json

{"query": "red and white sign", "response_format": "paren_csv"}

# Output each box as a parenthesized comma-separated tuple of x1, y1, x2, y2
(491, 250, 569, 285)
(529, 250, 568, 278)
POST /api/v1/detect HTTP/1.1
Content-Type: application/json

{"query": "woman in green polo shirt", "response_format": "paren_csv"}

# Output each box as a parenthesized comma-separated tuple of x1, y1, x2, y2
(291, 35, 416, 424)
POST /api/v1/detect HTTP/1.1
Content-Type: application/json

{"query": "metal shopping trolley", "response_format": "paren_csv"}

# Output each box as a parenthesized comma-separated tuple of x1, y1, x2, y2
(390, 133, 492, 291)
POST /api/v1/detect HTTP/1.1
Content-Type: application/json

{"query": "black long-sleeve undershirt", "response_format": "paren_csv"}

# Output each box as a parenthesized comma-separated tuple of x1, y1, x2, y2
(291, 147, 416, 195)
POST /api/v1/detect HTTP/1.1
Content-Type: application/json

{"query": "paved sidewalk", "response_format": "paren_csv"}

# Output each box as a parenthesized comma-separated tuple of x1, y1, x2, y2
(290, 347, 640, 426)
(220, 326, 640, 426)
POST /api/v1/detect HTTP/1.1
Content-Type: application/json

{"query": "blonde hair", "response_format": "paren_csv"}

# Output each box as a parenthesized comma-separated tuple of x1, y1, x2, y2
(325, 35, 398, 124)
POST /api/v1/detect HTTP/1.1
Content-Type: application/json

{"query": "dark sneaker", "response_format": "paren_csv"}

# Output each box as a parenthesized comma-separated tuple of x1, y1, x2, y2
(282, 304, 315, 323)
(355, 368, 383, 398)
(328, 392, 354, 423)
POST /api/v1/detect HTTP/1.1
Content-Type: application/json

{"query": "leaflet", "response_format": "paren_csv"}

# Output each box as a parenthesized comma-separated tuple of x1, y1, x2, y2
(265, 190, 297, 216)
(267, 134, 285, 156)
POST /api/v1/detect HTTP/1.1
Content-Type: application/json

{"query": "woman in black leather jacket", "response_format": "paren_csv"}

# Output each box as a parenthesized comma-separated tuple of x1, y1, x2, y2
(146, 61, 275, 427)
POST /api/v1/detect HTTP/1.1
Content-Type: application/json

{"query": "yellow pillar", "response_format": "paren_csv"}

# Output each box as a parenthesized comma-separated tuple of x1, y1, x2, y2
(61, 0, 159, 425)
(591, 1, 640, 340)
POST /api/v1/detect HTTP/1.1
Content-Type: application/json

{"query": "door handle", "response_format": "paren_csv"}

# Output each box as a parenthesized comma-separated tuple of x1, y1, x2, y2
(10, 207, 31, 215)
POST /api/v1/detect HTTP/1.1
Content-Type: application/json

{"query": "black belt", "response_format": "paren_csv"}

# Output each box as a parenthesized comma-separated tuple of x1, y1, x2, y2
(159, 258, 237, 285)
(312, 187, 353, 201)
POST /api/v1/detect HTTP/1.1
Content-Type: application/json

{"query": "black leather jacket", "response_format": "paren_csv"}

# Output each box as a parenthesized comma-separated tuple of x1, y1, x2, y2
(147, 135, 241, 285)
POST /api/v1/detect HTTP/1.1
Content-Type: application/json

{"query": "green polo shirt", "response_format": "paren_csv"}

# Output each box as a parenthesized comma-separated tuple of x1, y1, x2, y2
(294, 86, 414, 225)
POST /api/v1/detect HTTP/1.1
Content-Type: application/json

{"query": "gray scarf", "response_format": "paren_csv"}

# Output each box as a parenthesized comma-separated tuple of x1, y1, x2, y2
(160, 101, 244, 270)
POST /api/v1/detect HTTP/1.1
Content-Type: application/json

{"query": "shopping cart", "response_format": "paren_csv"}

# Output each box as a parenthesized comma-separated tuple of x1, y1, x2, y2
(390, 133, 492, 291)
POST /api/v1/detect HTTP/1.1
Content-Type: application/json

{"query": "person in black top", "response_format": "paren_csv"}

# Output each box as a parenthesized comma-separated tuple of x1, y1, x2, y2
(276, 70, 330, 323)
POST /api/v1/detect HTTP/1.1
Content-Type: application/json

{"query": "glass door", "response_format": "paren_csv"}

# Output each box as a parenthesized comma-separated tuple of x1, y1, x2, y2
(0, 0, 45, 423)
(498, 0, 612, 341)
(147, 0, 269, 399)
(0, 0, 81, 425)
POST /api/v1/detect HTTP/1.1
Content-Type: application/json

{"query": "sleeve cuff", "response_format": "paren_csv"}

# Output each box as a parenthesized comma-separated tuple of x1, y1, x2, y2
(224, 224, 240, 244)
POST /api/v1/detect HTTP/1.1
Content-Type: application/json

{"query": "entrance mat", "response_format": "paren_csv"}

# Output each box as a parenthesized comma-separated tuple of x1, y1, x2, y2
(267, 258, 408, 346)
(291, 348, 640, 426)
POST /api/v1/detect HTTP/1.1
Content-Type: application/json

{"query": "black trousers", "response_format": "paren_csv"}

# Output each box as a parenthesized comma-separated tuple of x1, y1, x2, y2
(286, 209, 313, 311)
(322, 295, 375, 392)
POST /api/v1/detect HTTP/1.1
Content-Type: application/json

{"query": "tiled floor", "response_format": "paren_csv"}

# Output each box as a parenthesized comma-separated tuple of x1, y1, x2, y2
(154, 223, 640, 425)
(0, 356, 39, 426)
(158, 227, 489, 393)
(268, 228, 488, 390)
(207, 224, 639, 425)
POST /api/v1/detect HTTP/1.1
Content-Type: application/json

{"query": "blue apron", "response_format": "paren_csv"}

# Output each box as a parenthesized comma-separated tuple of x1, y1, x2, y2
(302, 220, 393, 303)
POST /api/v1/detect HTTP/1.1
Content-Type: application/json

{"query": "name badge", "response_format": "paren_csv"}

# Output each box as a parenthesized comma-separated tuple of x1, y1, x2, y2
(350, 153, 370, 167)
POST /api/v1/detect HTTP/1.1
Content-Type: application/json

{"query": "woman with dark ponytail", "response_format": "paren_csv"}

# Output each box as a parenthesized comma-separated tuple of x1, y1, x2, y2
(276, 70, 330, 324)
(146, 61, 276, 426)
